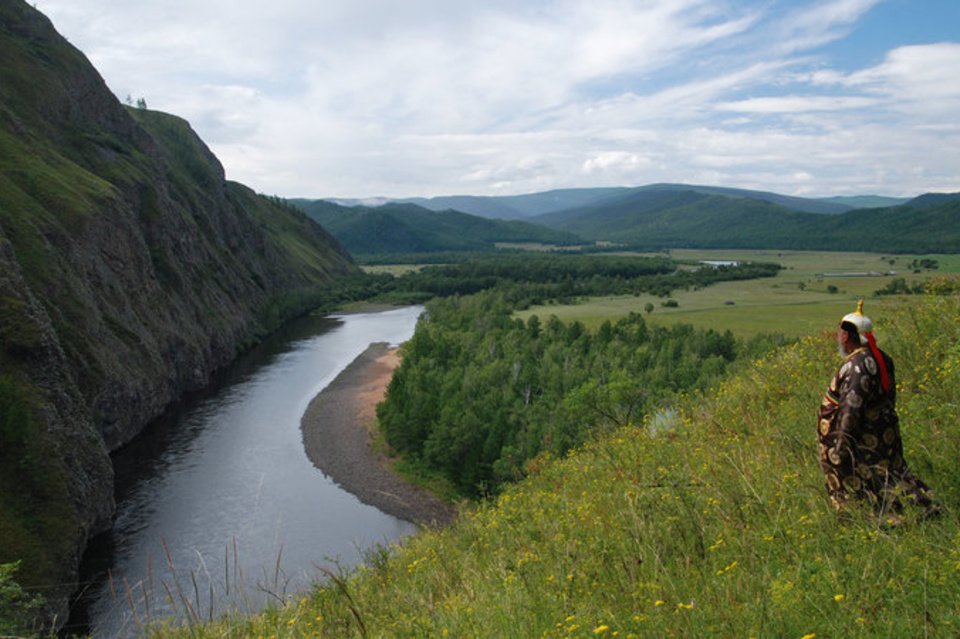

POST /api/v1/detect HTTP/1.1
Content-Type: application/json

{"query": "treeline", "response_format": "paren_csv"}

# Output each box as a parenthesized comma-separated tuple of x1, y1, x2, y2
(377, 292, 784, 496)
(363, 254, 781, 303)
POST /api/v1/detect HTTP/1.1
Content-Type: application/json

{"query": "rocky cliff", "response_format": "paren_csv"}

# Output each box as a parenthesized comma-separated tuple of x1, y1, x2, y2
(0, 0, 357, 627)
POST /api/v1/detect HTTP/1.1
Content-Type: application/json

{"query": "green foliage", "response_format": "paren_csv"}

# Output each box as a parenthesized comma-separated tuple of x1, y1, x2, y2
(875, 277, 925, 296)
(386, 254, 779, 303)
(377, 291, 743, 496)
(151, 292, 960, 639)
(293, 200, 581, 255)
(0, 561, 44, 636)
(0, 377, 75, 607)
(538, 187, 960, 254)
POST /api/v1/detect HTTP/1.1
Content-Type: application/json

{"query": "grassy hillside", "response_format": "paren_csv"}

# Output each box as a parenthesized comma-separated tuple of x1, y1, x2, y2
(151, 291, 959, 638)
(292, 200, 581, 255)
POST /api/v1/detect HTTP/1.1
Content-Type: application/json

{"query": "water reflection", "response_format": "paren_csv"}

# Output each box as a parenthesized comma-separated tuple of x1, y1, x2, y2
(67, 307, 422, 637)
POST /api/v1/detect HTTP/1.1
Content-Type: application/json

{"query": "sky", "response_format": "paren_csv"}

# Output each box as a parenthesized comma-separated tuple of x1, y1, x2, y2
(36, 0, 960, 199)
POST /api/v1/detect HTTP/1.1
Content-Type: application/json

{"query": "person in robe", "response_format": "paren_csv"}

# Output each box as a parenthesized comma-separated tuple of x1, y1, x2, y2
(817, 301, 938, 520)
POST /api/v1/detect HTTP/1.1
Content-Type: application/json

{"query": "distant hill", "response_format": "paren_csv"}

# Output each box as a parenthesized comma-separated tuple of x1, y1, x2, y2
(384, 188, 631, 220)
(818, 195, 911, 209)
(904, 192, 960, 209)
(291, 200, 582, 255)
(323, 184, 914, 221)
(628, 183, 855, 214)
(533, 186, 960, 253)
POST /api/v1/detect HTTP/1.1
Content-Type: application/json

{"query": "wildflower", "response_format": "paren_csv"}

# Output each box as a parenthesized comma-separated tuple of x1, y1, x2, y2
(800, 634, 816, 639)
(594, 625, 610, 634)
(676, 601, 694, 610)
(654, 600, 665, 607)
(833, 593, 845, 602)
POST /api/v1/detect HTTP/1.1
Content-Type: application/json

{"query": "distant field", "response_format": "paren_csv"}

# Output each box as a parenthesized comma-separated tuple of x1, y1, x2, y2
(515, 249, 958, 339)
(361, 264, 427, 276)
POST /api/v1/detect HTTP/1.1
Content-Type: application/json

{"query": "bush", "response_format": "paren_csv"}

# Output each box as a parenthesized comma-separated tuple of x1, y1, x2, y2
(0, 561, 44, 635)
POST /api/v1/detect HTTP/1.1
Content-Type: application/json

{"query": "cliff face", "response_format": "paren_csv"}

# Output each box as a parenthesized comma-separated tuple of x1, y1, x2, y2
(0, 0, 357, 625)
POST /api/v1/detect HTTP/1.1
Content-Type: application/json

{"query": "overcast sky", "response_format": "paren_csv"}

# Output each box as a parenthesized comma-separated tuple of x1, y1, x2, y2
(37, 0, 960, 199)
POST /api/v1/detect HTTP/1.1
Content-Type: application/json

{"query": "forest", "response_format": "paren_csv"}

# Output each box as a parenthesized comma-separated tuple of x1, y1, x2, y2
(324, 253, 781, 308)
(374, 255, 786, 496)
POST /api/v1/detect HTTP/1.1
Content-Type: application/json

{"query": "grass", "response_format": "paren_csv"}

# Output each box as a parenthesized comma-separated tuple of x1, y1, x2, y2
(515, 249, 956, 338)
(360, 264, 429, 276)
(142, 290, 960, 638)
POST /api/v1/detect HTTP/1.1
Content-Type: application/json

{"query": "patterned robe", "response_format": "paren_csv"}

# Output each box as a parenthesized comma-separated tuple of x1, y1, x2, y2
(818, 346, 936, 514)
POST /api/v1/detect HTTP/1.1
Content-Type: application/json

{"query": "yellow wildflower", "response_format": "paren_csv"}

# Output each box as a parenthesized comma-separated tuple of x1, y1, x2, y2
(833, 593, 845, 602)
(594, 625, 610, 635)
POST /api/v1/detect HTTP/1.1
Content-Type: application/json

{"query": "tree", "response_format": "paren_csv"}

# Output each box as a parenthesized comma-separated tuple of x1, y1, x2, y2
(0, 562, 44, 635)
(644, 302, 655, 314)
(136, 97, 148, 109)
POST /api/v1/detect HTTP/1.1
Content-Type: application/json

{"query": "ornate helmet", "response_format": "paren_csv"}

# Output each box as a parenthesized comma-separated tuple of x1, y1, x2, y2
(840, 299, 872, 345)
(840, 300, 892, 392)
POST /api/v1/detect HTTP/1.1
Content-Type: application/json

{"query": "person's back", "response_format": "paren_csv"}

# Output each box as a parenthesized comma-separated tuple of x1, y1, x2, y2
(817, 302, 937, 520)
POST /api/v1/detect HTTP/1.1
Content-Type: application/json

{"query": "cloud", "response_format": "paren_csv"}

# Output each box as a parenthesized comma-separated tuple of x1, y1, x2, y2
(715, 95, 879, 113)
(36, 0, 960, 197)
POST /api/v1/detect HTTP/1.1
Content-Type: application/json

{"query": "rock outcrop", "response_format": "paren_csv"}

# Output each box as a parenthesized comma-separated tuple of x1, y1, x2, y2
(0, 0, 357, 626)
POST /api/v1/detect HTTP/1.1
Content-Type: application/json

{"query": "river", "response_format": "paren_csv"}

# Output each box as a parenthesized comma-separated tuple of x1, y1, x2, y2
(65, 306, 423, 638)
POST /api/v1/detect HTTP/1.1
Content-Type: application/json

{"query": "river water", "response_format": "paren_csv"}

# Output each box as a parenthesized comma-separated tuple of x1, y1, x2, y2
(65, 306, 423, 638)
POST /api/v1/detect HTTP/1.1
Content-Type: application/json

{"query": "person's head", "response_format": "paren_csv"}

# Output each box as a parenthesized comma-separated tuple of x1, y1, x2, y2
(837, 321, 860, 355)
(837, 300, 872, 355)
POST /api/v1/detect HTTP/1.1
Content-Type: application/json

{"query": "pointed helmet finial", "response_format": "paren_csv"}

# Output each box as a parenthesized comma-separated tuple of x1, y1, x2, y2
(841, 300, 872, 345)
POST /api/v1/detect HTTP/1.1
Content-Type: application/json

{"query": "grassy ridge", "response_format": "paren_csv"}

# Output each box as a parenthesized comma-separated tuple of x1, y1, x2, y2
(151, 292, 960, 637)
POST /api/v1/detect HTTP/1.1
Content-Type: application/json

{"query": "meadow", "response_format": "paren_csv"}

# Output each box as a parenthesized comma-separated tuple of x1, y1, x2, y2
(143, 282, 960, 638)
(516, 249, 958, 338)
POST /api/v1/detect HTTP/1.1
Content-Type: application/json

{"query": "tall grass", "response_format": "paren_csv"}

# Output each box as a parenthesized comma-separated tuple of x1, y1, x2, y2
(150, 292, 960, 638)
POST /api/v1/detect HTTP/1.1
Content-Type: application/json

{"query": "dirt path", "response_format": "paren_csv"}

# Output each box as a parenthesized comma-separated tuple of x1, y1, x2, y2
(300, 342, 456, 528)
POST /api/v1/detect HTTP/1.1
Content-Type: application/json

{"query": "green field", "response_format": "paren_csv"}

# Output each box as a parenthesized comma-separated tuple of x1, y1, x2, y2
(515, 250, 958, 338)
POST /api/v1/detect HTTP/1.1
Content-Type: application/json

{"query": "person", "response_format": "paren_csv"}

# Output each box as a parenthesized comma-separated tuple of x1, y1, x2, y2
(817, 301, 938, 520)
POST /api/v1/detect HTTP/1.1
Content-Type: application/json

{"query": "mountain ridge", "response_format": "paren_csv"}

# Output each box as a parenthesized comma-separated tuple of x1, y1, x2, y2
(291, 199, 581, 255)
(319, 184, 913, 221)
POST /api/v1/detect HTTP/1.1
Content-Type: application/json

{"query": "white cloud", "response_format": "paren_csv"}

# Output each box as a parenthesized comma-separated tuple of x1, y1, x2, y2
(35, 0, 960, 198)
(716, 95, 879, 113)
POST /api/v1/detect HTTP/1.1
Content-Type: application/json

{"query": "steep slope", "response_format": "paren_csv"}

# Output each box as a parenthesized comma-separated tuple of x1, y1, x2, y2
(0, 1, 356, 626)
(294, 201, 582, 254)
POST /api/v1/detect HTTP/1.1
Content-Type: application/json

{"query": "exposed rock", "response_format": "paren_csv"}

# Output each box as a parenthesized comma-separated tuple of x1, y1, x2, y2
(0, 1, 357, 627)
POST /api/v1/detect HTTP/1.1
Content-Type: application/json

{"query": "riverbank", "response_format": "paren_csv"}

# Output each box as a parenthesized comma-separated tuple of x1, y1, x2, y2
(301, 343, 456, 527)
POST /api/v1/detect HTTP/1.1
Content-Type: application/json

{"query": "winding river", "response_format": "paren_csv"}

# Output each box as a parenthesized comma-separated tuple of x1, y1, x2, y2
(66, 306, 423, 638)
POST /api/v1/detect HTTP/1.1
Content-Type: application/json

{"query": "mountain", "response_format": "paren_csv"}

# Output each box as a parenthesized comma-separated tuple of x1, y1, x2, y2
(625, 183, 855, 214)
(818, 194, 911, 209)
(324, 184, 910, 222)
(903, 192, 960, 209)
(532, 186, 960, 253)
(391, 188, 631, 220)
(0, 2, 356, 626)
(291, 200, 582, 255)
